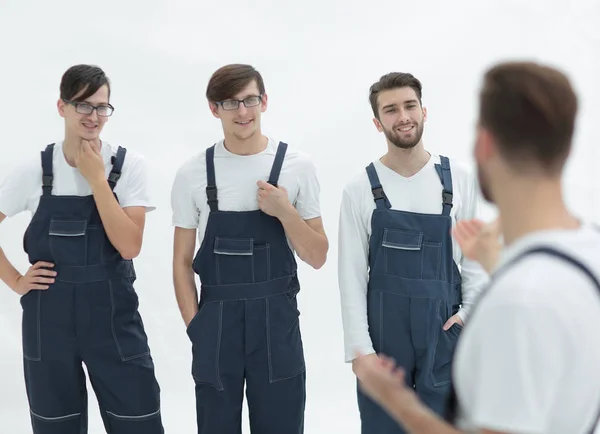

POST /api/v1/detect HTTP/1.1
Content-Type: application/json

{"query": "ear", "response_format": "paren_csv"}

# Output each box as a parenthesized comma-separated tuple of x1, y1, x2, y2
(57, 99, 66, 118)
(422, 106, 428, 122)
(260, 93, 268, 113)
(474, 125, 495, 163)
(372, 117, 384, 132)
(209, 102, 220, 119)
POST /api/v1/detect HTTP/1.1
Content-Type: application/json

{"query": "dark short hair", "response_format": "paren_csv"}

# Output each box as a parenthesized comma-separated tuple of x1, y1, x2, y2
(206, 64, 265, 103)
(60, 64, 110, 102)
(479, 61, 578, 174)
(369, 72, 423, 118)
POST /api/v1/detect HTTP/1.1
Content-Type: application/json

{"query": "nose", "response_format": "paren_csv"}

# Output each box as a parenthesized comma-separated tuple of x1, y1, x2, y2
(397, 109, 410, 123)
(86, 110, 99, 122)
(237, 104, 249, 116)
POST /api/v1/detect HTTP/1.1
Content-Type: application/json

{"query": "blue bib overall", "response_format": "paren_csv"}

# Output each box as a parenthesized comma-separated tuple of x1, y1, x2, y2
(358, 156, 462, 434)
(20, 144, 163, 434)
(186, 142, 306, 434)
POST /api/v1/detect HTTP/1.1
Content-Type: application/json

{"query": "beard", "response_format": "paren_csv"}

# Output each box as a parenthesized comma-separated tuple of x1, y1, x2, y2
(383, 122, 424, 149)
(477, 164, 494, 203)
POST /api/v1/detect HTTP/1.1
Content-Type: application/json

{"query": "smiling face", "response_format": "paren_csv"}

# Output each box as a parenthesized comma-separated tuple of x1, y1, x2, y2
(58, 84, 111, 142)
(373, 86, 427, 149)
(209, 79, 267, 142)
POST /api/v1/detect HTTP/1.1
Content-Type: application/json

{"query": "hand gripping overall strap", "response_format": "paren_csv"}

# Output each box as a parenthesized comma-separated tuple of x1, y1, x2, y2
(267, 142, 288, 187)
(434, 155, 453, 216)
(365, 163, 392, 210)
(205, 145, 218, 212)
(445, 246, 600, 433)
(41, 144, 55, 196)
(108, 146, 127, 191)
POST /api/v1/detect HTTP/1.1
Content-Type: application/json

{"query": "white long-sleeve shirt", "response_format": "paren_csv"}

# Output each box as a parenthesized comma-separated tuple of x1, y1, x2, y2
(337, 154, 489, 362)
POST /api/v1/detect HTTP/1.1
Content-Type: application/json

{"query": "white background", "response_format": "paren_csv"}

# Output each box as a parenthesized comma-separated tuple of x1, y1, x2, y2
(0, 1, 598, 433)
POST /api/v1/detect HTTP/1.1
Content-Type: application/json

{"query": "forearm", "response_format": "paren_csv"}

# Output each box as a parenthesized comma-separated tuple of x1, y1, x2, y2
(91, 180, 143, 259)
(457, 258, 490, 323)
(173, 261, 199, 326)
(386, 397, 464, 434)
(0, 246, 21, 293)
(278, 206, 327, 269)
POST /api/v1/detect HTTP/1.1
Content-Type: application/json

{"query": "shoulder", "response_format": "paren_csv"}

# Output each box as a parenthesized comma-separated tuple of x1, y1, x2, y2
(175, 148, 207, 179)
(276, 140, 316, 172)
(432, 154, 476, 185)
(341, 164, 373, 206)
(487, 249, 599, 315)
(103, 142, 147, 172)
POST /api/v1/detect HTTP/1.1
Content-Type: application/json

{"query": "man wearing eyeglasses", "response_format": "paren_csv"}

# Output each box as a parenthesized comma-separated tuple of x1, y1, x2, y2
(171, 63, 328, 434)
(0, 64, 164, 433)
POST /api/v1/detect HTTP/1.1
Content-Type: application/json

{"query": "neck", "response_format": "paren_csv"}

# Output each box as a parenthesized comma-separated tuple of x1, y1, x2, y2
(62, 134, 101, 167)
(380, 141, 430, 177)
(495, 176, 580, 246)
(223, 130, 268, 155)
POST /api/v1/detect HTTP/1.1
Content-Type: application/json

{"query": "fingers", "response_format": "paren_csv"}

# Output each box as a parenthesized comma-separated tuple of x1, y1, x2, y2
(256, 180, 274, 190)
(32, 261, 54, 270)
(33, 269, 57, 278)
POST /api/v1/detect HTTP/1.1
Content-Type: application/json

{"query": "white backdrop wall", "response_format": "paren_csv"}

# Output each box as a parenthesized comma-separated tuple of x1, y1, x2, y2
(1, 1, 598, 433)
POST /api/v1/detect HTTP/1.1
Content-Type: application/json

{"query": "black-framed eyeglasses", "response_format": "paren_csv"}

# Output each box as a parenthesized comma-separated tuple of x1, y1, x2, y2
(63, 99, 115, 117)
(216, 95, 263, 111)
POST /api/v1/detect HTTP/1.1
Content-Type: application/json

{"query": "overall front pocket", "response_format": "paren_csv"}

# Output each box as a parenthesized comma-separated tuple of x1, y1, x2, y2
(430, 321, 462, 387)
(21, 290, 42, 361)
(266, 292, 305, 383)
(48, 220, 88, 266)
(382, 228, 423, 279)
(214, 237, 270, 285)
(186, 302, 224, 390)
(109, 279, 150, 362)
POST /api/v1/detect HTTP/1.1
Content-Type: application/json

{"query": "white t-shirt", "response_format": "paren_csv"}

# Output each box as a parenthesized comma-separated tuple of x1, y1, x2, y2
(170, 137, 322, 247)
(454, 224, 600, 434)
(337, 154, 489, 362)
(0, 140, 155, 217)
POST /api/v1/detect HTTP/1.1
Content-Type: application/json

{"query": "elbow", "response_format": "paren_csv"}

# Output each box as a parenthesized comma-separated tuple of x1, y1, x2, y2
(119, 247, 141, 260)
(304, 240, 329, 270)
(310, 253, 327, 270)
(118, 241, 143, 260)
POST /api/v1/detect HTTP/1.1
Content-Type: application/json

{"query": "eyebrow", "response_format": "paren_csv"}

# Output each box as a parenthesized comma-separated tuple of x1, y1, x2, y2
(80, 100, 110, 105)
(382, 99, 419, 110)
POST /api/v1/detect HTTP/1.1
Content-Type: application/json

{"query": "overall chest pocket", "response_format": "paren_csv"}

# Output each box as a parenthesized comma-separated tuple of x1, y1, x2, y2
(214, 237, 270, 285)
(48, 220, 88, 266)
(381, 228, 441, 280)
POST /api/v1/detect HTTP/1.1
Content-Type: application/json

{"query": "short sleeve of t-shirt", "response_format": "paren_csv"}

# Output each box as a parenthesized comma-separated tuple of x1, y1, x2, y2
(116, 152, 155, 211)
(170, 160, 200, 229)
(0, 163, 39, 217)
(293, 157, 321, 221)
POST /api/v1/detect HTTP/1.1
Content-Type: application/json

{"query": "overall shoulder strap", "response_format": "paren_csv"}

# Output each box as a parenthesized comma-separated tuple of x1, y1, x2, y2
(434, 155, 453, 216)
(267, 141, 288, 187)
(365, 163, 391, 210)
(205, 145, 218, 212)
(108, 146, 127, 191)
(41, 143, 55, 196)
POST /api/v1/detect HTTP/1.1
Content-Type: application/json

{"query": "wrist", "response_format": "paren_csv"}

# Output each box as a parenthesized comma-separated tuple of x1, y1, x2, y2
(8, 273, 23, 294)
(277, 202, 298, 223)
(90, 176, 109, 192)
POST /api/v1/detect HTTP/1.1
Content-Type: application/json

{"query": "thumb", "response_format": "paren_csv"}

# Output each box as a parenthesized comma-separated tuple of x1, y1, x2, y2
(257, 180, 274, 190)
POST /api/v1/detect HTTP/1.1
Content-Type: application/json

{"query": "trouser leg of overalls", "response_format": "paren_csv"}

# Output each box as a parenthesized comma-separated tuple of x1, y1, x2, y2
(22, 286, 89, 434)
(80, 280, 163, 434)
(245, 294, 306, 434)
(189, 301, 245, 434)
(412, 297, 462, 416)
(357, 292, 413, 434)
